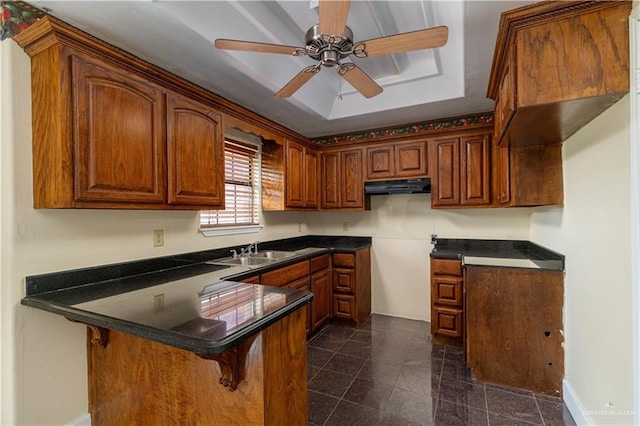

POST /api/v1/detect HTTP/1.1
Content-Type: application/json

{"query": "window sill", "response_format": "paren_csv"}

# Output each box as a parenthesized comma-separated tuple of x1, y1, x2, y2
(199, 225, 263, 237)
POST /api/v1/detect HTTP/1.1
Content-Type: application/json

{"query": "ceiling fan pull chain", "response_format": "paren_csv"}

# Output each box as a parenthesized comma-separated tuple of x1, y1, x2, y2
(338, 76, 343, 101)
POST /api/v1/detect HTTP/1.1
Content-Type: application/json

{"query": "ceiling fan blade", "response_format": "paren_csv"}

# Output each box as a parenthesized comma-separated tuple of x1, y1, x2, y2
(275, 66, 320, 98)
(359, 26, 449, 57)
(319, 0, 350, 37)
(214, 39, 304, 56)
(339, 64, 383, 99)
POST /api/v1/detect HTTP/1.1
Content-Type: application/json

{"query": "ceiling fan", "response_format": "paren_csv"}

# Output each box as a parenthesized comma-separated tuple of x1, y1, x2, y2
(214, 0, 448, 99)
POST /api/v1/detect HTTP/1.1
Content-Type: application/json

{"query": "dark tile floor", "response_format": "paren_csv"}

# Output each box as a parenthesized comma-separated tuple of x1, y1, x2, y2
(307, 314, 576, 426)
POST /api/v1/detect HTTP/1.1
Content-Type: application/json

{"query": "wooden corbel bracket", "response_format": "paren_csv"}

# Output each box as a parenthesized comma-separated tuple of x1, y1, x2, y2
(65, 318, 109, 348)
(198, 334, 258, 392)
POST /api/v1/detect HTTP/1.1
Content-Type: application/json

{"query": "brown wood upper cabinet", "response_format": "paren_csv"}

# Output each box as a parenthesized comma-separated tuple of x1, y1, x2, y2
(365, 140, 429, 180)
(488, 1, 630, 146)
(431, 132, 491, 208)
(16, 19, 225, 210)
(320, 148, 366, 210)
(285, 140, 318, 209)
(166, 92, 225, 206)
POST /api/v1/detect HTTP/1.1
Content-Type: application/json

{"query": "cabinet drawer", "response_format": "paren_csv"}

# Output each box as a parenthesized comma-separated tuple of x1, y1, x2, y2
(333, 268, 355, 293)
(310, 254, 330, 273)
(333, 294, 356, 320)
(286, 276, 310, 291)
(431, 276, 463, 307)
(333, 253, 355, 268)
(431, 258, 463, 276)
(431, 306, 463, 338)
(261, 261, 310, 286)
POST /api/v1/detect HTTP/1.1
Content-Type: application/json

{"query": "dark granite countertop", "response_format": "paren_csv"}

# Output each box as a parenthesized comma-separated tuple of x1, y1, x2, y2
(22, 235, 370, 355)
(431, 238, 564, 271)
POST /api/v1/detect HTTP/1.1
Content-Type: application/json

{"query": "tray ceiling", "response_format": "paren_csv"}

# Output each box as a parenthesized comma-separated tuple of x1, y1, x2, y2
(31, 0, 534, 138)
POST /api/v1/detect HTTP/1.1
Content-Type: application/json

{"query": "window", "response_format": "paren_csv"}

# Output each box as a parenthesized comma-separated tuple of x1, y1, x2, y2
(200, 139, 261, 233)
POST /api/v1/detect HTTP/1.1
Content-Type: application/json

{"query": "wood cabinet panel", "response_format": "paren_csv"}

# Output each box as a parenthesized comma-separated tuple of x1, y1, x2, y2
(341, 149, 364, 208)
(366, 146, 395, 179)
(396, 140, 428, 177)
(332, 253, 355, 268)
(488, 1, 630, 147)
(20, 26, 228, 210)
(71, 54, 165, 204)
(432, 306, 463, 338)
(460, 135, 491, 206)
(285, 141, 305, 208)
(465, 266, 564, 396)
(431, 258, 463, 276)
(365, 140, 428, 180)
(310, 254, 330, 273)
(304, 149, 319, 208)
(431, 276, 463, 308)
(333, 268, 355, 293)
(321, 149, 365, 210)
(261, 261, 310, 286)
(432, 138, 460, 206)
(311, 270, 331, 330)
(333, 294, 356, 320)
(430, 257, 464, 346)
(320, 152, 341, 209)
(330, 248, 370, 326)
(167, 93, 224, 206)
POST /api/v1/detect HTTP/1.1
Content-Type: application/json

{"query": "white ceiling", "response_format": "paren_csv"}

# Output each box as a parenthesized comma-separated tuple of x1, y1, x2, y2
(31, 0, 534, 138)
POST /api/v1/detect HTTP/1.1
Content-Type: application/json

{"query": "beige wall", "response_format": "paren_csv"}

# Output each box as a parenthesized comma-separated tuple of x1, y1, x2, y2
(307, 198, 531, 320)
(529, 96, 633, 425)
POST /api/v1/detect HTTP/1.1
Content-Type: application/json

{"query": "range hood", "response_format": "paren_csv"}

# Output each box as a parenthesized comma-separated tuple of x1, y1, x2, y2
(364, 178, 431, 195)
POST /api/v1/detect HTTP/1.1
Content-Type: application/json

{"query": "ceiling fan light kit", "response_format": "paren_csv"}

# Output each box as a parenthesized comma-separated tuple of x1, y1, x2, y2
(214, 0, 448, 99)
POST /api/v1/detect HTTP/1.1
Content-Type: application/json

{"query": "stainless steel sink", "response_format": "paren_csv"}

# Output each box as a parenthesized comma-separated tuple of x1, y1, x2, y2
(253, 250, 297, 259)
(208, 256, 273, 267)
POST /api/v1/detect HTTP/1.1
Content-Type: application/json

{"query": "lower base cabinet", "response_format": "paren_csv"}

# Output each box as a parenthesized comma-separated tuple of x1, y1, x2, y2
(331, 247, 371, 327)
(260, 254, 332, 334)
(430, 257, 464, 346)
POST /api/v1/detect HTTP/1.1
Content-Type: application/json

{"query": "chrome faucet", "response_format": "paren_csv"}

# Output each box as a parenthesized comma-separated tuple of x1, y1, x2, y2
(240, 241, 259, 256)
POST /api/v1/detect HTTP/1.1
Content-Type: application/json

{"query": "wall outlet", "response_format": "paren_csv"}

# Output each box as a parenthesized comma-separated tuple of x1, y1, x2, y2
(153, 294, 165, 312)
(343, 222, 349, 231)
(153, 229, 164, 247)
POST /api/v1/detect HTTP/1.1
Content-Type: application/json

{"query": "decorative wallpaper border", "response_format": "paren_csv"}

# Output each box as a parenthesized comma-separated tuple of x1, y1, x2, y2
(313, 112, 494, 145)
(1, 1, 43, 41)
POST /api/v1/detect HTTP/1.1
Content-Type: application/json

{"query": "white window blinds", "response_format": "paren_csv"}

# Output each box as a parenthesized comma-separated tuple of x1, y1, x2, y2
(200, 139, 260, 228)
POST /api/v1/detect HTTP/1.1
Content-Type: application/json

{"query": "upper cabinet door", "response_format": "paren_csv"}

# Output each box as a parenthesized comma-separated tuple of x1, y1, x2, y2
(320, 152, 341, 209)
(285, 141, 305, 208)
(166, 93, 224, 207)
(460, 135, 491, 206)
(304, 149, 319, 208)
(431, 138, 460, 206)
(341, 149, 364, 209)
(71, 55, 165, 203)
(366, 145, 395, 180)
(396, 140, 428, 177)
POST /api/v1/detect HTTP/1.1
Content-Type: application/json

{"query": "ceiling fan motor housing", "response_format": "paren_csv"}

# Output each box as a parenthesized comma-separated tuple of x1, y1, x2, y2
(305, 24, 353, 66)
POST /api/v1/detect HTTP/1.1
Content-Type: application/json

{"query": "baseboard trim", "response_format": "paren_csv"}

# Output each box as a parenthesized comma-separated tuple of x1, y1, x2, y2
(66, 413, 90, 426)
(563, 379, 590, 425)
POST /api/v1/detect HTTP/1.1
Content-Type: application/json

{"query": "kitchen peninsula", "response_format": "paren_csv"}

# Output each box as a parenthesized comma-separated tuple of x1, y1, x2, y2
(22, 236, 371, 425)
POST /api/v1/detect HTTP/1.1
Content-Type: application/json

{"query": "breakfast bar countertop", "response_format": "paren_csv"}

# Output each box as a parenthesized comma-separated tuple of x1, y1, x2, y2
(21, 235, 371, 356)
(431, 238, 565, 271)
